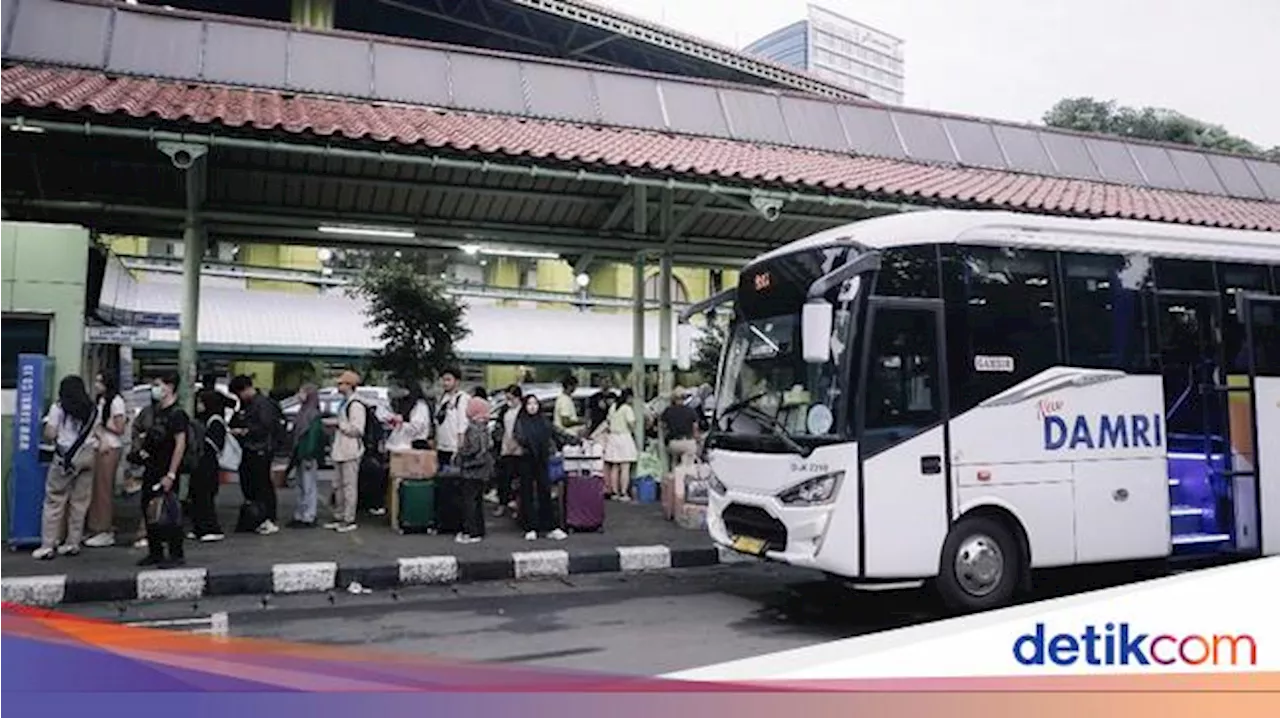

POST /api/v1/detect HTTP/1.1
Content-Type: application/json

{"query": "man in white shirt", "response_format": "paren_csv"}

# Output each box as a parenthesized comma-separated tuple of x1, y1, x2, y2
(433, 368, 466, 465)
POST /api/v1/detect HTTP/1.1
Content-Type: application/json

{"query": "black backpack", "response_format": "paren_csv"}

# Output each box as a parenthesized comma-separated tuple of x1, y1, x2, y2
(346, 398, 386, 453)
(268, 398, 289, 454)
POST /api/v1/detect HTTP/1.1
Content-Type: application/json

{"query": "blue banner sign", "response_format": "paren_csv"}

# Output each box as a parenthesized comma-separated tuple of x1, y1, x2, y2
(9, 354, 49, 548)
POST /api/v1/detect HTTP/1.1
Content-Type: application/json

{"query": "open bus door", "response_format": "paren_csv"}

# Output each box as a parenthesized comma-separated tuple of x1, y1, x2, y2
(1236, 294, 1280, 556)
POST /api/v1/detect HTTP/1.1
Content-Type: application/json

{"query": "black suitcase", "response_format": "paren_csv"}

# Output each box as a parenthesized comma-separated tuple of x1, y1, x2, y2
(434, 467, 463, 533)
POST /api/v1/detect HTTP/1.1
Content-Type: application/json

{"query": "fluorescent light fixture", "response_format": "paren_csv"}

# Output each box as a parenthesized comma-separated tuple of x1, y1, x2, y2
(316, 248, 334, 262)
(470, 247, 560, 260)
(317, 225, 415, 239)
(460, 244, 481, 256)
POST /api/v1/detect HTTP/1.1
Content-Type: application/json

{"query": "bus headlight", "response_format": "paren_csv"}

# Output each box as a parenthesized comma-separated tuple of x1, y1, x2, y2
(778, 472, 844, 506)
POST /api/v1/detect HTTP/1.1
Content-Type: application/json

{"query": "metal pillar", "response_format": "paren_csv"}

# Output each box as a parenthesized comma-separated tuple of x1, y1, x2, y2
(169, 145, 207, 415)
(631, 185, 648, 452)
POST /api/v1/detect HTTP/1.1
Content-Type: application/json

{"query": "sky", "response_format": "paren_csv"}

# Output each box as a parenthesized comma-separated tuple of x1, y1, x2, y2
(592, 0, 1280, 149)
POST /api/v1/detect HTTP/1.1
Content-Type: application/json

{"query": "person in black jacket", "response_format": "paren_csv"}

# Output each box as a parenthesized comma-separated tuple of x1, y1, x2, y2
(190, 389, 227, 542)
(513, 394, 567, 542)
(229, 375, 280, 535)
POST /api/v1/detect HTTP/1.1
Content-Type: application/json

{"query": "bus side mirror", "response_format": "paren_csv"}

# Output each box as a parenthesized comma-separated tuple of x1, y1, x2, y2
(677, 323, 694, 371)
(801, 301, 833, 364)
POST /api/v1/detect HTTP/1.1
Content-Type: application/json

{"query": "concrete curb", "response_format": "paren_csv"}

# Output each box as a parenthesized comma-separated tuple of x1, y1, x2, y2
(1, 544, 748, 607)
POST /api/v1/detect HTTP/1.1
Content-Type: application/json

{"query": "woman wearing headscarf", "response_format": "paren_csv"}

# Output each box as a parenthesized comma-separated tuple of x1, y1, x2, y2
(455, 396, 495, 544)
(288, 384, 325, 528)
(513, 394, 568, 542)
(34, 376, 100, 559)
(190, 389, 227, 541)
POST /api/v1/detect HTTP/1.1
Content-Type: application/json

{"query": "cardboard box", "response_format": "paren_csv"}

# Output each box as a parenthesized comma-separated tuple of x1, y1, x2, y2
(390, 449, 438, 479)
(675, 504, 708, 530)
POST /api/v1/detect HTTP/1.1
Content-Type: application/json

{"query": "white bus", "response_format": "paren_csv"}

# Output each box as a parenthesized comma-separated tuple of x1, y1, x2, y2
(682, 209, 1280, 613)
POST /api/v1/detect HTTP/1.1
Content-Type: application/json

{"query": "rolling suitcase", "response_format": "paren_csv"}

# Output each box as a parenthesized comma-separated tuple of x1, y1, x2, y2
(396, 479, 436, 533)
(434, 465, 463, 533)
(564, 472, 605, 532)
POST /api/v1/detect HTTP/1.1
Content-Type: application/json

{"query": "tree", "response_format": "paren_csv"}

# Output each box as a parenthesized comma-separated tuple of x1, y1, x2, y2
(691, 320, 726, 385)
(1043, 97, 1271, 158)
(347, 255, 470, 385)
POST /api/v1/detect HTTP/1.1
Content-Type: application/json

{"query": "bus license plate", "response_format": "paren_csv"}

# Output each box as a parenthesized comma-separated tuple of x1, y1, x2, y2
(731, 536, 766, 555)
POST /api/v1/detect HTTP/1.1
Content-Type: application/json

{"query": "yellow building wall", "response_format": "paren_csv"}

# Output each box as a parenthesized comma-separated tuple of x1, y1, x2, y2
(231, 361, 276, 392)
(242, 243, 320, 293)
(108, 236, 148, 256)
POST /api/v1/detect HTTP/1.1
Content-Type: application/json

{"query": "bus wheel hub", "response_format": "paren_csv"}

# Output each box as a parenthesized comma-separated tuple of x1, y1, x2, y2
(955, 534, 1003, 596)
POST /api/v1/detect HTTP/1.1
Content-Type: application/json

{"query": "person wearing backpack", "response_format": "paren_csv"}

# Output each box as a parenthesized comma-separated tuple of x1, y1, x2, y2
(229, 375, 281, 536)
(287, 384, 325, 529)
(33, 376, 100, 559)
(189, 389, 230, 542)
(326, 369, 366, 533)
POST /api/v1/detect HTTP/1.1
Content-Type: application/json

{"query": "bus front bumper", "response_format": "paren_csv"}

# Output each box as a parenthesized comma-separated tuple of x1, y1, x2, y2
(707, 491, 837, 571)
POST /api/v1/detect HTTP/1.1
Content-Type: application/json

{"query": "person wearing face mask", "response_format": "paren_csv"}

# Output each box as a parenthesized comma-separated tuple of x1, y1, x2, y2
(85, 372, 127, 548)
(136, 374, 189, 567)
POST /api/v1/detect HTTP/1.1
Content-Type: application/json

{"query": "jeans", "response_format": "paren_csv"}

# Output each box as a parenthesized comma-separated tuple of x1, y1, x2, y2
(496, 455, 520, 506)
(293, 459, 319, 523)
(517, 454, 556, 534)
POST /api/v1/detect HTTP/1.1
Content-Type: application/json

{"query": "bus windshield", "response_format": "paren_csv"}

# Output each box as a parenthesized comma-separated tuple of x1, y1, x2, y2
(716, 313, 843, 439)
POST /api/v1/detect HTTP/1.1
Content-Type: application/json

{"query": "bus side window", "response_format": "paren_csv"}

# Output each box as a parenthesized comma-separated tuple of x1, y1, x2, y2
(1061, 252, 1153, 372)
(861, 307, 942, 456)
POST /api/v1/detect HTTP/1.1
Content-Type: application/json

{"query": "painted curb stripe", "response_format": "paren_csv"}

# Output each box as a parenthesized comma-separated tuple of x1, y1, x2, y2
(1, 543, 729, 606)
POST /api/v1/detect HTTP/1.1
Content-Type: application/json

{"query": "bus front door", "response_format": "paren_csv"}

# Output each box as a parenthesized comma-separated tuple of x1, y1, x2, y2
(1239, 294, 1280, 556)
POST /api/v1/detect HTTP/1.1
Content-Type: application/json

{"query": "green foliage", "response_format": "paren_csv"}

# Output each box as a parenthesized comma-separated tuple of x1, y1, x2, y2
(691, 321, 726, 385)
(1043, 97, 1273, 158)
(347, 257, 469, 385)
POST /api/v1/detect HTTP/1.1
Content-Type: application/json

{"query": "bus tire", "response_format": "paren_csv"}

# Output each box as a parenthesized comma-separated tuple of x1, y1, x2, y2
(936, 515, 1021, 614)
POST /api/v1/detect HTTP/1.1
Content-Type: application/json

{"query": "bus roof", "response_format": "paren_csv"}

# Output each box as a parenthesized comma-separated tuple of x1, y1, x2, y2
(750, 210, 1280, 268)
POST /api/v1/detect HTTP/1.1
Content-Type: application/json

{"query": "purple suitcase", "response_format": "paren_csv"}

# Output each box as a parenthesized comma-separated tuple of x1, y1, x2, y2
(564, 472, 605, 532)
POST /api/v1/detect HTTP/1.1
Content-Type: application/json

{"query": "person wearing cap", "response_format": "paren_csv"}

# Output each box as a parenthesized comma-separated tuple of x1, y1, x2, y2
(325, 369, 365, 533)
(661, 386, 701, 467)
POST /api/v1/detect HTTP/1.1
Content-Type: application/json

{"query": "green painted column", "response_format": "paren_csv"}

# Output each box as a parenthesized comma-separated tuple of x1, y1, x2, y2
(178, 157, 206, 415)
(631, 185, 648, 452)
(291, 0, 335, 29)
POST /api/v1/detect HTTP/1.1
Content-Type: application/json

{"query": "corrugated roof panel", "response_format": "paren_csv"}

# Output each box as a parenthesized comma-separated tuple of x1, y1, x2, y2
(1039, 132, 1101, 180)
(720, 89, 790, 145)
(660, 80, 729, 137)
(836, 105, 905, 159)
(778, 96, 847, 152)
(1085, 138, 1145, 186)
(592, 73, 666, 130)
(1207, 154, 1266, 200)
(204, 22, 288, 87)
(943, 119, 1006, 170)
(288, 33, 370, 97)
(6, 0, 108, 67)
(449, 52, 527, 115)
(522, 62, 598, 123)
(1128, 144, 1186, 192)
(106, 11, 202, 79)
(1245, 159, 1280, 202)
(1168, 148, 1228, 195)
(892, 111, 957, 164)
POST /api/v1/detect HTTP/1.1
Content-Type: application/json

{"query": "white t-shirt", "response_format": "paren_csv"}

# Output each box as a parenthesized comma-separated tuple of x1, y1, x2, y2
(434, 391, 465, 452)
(385, 400, 431, 451)
(97, 395, 128, 449)
(45, 403, 99, 453)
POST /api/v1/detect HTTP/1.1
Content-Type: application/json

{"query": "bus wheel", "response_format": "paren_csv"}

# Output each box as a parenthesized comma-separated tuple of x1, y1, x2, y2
(936, 516, 1021, 614)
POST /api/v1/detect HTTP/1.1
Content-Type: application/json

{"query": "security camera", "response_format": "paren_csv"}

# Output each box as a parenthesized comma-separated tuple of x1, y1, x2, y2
(750, 196, 784, 222)
(157, 141, 208, 170)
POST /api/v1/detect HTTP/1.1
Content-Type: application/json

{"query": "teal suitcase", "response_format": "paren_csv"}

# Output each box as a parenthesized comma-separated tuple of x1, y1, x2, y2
(397, 478, 437, 533)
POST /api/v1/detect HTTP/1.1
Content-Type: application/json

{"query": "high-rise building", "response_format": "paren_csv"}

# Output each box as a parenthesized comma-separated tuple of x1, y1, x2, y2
(743, 4, 905, 105)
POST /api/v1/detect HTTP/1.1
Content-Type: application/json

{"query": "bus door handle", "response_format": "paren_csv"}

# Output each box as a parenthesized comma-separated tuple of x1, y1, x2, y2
(920, 455, 942, 475)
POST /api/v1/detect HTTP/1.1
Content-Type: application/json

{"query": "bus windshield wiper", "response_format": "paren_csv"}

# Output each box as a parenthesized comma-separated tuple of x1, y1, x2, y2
(716, 390, 771, 425)
(735, 403, 809, 457)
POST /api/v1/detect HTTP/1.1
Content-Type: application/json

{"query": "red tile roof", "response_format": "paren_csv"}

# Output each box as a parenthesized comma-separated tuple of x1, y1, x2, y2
(3, 63, 1279, 232)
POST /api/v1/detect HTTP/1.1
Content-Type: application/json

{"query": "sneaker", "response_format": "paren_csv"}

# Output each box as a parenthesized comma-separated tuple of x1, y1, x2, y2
(322, 521, 343, 530)
(483, 489, 498, 503)
(199, 533, 225, 542)
(31, 546, 55, 560)
(84, 532, 115, 548)
(186, 531, 198, 541)
(368, 508, 387, 517)
(456, 534, 482, 544)
(335, 522, 358, 533)
(492, 505, 505, 518)
(524, 530, 537, 541)
(547, 529, 568, 541)
(57, 543, 81, 556)
(133, 537, 149, 549)
(256, 520, 280, 536)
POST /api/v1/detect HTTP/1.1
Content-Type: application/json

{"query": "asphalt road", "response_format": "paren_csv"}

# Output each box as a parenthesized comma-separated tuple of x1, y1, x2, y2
(53, 561, 1172, 676)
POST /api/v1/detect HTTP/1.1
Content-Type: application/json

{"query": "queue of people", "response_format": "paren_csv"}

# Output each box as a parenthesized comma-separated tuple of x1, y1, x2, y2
(30, 365, 699, 563)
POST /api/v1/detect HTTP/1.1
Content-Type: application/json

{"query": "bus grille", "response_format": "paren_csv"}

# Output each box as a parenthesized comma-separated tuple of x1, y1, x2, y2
(722, 504, 788, 552)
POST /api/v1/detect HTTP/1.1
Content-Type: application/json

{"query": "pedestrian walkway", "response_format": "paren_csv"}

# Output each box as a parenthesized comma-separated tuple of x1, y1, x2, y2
(1, 474, 737, 607)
